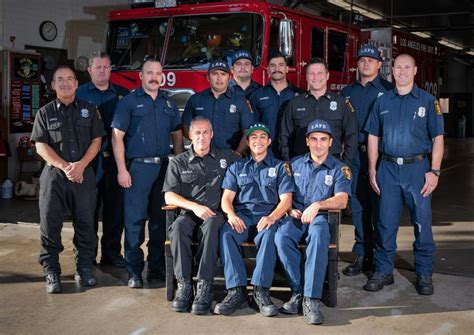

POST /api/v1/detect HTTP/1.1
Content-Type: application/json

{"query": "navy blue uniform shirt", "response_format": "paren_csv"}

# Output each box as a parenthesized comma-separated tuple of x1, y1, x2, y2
(279, 91, 358, 164)
(111, 87, 182, 159)
(341, 76, 393, 144)
(229, 79, 261, 99)
(182, 88, 254, 150)
(249, 83, 302, 141)
(291, 153, 351, 212)
(222, 154, 294, 216)
(365, 85, 444, 157)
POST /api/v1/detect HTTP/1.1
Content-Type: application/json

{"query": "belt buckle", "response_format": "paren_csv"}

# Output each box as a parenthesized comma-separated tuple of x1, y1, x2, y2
(154, 157, 160, 164)
(396, 157, 404, 165)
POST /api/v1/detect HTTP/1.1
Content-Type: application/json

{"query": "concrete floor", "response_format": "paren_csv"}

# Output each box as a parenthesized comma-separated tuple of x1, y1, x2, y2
(1, 138, 473, 335)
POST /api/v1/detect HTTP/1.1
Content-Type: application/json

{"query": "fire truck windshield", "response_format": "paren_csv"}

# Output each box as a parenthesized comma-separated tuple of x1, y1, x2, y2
(107, 13, 263, 71)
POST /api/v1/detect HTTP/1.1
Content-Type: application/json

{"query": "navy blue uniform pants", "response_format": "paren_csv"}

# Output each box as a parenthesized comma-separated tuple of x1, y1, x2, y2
(219, 212, 278, 289)
(38, 166, 97, 274)
(375, 158, 435, 275)
(123, 161, 167, 276)
(169, 211, 224, 281)
(350, 147, 378, 257)
(275, 215, 329, 299)
(94, 156, 124, 261)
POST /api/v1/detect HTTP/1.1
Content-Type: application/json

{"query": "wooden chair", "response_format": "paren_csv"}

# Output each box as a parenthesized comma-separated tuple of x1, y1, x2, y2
(163, 206, 341, 307)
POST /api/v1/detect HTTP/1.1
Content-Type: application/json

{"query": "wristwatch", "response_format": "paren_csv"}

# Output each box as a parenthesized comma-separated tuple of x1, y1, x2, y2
(430, 169, 441, 177)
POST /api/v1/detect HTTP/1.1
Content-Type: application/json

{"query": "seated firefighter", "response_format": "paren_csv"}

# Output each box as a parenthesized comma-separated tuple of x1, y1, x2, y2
(214, 123, 294, 317)
(163, 116, 239, 315)
(275, 120, 351, 325)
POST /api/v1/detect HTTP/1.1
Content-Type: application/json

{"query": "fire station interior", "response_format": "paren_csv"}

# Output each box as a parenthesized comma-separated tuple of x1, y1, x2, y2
(0, 1, 473, 334)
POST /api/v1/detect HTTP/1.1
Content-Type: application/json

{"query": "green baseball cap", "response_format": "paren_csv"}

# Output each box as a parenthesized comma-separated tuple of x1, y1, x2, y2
(245, 123, 271, 137)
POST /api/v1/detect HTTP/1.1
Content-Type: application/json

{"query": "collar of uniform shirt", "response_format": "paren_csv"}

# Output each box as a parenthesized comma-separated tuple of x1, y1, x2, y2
(205, 87, 233, 99)
(303, 152, 337, 169)
(304, 90, 333, 100)
(55, 99, 78, 110)
(391, 84, 420, 99)
(87, 81, 116, 93)
(188, 146, 218, 162)
(244, 153, 273, 167)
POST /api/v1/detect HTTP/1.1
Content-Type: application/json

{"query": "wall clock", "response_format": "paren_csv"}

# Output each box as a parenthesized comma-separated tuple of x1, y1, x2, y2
(39, 21, 58, 42)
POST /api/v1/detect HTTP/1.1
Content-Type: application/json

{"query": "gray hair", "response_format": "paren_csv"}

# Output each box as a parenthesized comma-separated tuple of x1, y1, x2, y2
(189, 116, 213, 132)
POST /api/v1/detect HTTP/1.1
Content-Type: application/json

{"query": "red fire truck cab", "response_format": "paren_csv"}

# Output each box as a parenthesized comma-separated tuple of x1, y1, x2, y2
(106, 0, 359, 110)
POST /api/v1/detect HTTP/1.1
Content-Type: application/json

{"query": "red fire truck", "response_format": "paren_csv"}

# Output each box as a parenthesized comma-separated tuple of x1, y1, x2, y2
(106, 0, 442, 110)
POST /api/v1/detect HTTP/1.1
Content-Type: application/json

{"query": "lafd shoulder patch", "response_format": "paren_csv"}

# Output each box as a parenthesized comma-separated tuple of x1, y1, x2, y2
(434, 100, 442, 115)
(283, 162, 292, 176)
(341, 166, 352, 180)
(345, 99, 355, 113)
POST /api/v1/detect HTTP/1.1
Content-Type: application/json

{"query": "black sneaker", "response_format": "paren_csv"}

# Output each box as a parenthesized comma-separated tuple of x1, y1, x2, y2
(128, 275, 143, 288)
(252, 286, 279, 317)
(74, 268, 97, 287)
(363, 272, 394, 292)
(416, 275, 434, 295)
(45, 273, 62, 293)
(191, 279, 213, 315)
(280, 292, 303, 314)
(303, 297, 324, 325)
(171, 278, 193, 312)
(214, 286, 249, 315)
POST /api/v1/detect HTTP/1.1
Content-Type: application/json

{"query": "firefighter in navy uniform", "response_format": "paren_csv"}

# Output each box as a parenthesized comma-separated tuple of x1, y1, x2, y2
(279, 57, 358, 165)
(249, 51, 302, 158)
(31, 66, 105, 293)
(229, 50, 261, 99)
(364, 54, 444, 295)
(163, 116, 239, 315)
(214, 123, 294, 317)
(111, 58, 184, 288)
(76, 52, 129, 267)
(275, 119, 351, 325)
(182, 60, 254, 155)
(340, 45, 393, 276)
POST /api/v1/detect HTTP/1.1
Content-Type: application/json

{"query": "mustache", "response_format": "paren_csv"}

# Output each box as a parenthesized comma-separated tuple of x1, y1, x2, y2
(148, 80, 159, 84)
(271, 71, 284, 75)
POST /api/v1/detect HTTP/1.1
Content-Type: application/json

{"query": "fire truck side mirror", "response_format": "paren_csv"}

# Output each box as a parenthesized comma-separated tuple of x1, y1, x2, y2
(279, 19, 294, 59)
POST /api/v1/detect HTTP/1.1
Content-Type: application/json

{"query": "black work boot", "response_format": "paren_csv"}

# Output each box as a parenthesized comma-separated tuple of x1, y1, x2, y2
(252, 286, 279, 317)
(214, 286, 249, 315)
(171, 278, 193, 312)
(191, 279, 214, 315)
(280, 292, 303, 314)
(303, 297, 324, 325)
(342, 256, 364, 276)
(363, 272, 394, 292)
(45, 273, 62, 293)
(74, 268, 97, 287)
(128, 275, 143, 288)
(416, 275, 434, 295)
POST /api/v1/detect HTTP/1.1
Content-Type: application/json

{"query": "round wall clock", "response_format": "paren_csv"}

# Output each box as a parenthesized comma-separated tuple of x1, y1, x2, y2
(39, 21, 58, 42)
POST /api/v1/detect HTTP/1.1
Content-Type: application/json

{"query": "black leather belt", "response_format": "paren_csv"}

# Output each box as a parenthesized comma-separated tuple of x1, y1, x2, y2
(381, 153, 426, 165)
(132, 156, 167, 164)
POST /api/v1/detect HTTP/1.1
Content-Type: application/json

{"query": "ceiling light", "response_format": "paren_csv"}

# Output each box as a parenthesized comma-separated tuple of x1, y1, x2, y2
(411, 32, 431, 39)
(328, 0, 384, 20)
(438, 39, 463, 50)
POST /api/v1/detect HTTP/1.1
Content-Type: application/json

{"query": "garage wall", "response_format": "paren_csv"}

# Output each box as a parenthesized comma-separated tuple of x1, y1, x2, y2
(1, 0, 129, 60)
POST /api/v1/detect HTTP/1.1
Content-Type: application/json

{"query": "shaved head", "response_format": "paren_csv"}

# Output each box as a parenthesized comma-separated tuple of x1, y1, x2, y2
(394, 54, 416, 67)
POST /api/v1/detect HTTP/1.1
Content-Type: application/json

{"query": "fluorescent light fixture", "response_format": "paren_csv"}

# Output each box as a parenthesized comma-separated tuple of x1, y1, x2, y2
(466, 49, 474, 56)
(438, 39, 463, 50)
(412, 31, 431, 38)
(393, 25, 403, 29)
(328, 0, 384, 20)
